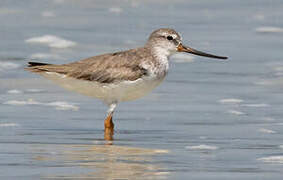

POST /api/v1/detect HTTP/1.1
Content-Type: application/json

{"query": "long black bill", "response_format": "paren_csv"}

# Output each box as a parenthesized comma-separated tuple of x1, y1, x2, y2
(177, 44, 228, 60)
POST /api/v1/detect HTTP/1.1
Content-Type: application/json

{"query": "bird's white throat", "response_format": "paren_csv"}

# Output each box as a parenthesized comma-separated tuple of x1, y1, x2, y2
(152, 46, 176, 58)
(151, 46, 174, 75)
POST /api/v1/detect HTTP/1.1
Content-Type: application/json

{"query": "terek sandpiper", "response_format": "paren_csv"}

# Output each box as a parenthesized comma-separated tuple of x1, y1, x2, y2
(26, 28, 227, 140)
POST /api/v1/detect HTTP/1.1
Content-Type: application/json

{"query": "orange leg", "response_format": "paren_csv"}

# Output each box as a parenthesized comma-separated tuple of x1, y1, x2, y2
(104, 113, 114, 141)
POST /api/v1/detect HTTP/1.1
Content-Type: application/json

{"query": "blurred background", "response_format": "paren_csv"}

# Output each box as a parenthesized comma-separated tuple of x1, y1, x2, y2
(1, 0, 283, 179)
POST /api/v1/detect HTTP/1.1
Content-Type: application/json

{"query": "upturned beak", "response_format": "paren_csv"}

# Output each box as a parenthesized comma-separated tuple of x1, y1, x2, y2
(177, 43, 228, 60)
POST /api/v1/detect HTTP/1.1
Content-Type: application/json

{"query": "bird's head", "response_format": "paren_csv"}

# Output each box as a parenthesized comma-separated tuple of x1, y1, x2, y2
(146, 28, 227, 60)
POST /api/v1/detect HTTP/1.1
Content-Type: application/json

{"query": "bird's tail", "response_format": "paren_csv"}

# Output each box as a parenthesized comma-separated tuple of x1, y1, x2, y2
(25, 61, 52, 73)
(27, 61, 50, 67)
(25, 61, 68, 74)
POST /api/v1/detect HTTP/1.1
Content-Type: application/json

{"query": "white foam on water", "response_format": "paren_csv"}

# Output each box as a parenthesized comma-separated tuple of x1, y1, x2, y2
(258, 128, 276, 134)
(25, 89, 45, 93)
(46, 101, 79, 111)
(219, 98, 243, 104)
(7, 89, 45, 94)
(3, 99, 79, 111)
(171, 54, 194, 63)
(185, 144, 218, 150)
(7, 89, 23, 94)
(30, 53, 61, 59)
(227, 110, 245, 115)
(241, 103, 270, 108)
(258, 156, 283, 163)
(41, 11, 56, 17)
(108, 7, 123, 14)
(0, 62, 20, 71)
(25, 35, 76, 48)
(255, 26, 283, 33)
(0, 123, 19, 127)
(4, 99, 41, 105)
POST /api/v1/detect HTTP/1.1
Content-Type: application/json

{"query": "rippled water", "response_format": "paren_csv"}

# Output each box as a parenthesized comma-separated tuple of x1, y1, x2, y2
(1, 0, 283, 179)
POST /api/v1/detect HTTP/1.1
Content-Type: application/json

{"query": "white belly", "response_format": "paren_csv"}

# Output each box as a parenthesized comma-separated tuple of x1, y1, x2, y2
(41, 72, 165, 104)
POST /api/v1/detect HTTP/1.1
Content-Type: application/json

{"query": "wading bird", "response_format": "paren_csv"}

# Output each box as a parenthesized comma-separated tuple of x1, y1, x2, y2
(26, 28, 227, 140)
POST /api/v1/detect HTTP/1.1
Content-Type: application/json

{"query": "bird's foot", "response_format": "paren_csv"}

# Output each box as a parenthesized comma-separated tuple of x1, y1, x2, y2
(104, 113, 114, 141)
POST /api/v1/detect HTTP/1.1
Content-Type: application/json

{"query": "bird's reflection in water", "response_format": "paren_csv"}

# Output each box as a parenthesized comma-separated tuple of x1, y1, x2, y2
(32, 143, 170, 179)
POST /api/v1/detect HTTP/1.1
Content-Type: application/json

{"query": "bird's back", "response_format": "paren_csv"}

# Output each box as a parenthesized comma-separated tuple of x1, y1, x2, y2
(26, 47, 153, 84)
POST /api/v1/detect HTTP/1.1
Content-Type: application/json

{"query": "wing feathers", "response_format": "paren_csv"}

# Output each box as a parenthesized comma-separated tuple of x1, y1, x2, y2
(25, 48, 150, 83)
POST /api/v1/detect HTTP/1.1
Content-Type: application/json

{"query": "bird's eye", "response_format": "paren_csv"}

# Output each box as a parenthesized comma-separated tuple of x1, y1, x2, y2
(167, 36, 173, 41)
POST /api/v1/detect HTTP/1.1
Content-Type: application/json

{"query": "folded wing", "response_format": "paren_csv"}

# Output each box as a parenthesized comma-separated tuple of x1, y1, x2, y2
(26, 49, 149, 84)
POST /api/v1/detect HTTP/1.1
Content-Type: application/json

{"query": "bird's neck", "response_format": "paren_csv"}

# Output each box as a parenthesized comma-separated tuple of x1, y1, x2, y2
(152, 46, 171, 60)
(150, 46, 170, 77)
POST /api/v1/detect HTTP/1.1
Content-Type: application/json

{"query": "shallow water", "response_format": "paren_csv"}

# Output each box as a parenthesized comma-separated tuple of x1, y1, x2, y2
(1, 0, 283, 179)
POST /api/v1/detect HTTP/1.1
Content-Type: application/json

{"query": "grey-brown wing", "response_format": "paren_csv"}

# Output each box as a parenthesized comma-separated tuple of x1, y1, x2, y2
(27, 49, 149, 84)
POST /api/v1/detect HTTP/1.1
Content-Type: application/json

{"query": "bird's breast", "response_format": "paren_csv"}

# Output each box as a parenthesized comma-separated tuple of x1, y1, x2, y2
(142, 56, 169, 80)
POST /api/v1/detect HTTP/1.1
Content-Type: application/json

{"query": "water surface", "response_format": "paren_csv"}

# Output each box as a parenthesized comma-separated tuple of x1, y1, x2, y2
(1, 0, 283, 179)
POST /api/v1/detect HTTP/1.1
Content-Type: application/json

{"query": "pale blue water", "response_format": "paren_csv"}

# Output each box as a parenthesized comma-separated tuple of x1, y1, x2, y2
(1, 0, 283, 179)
